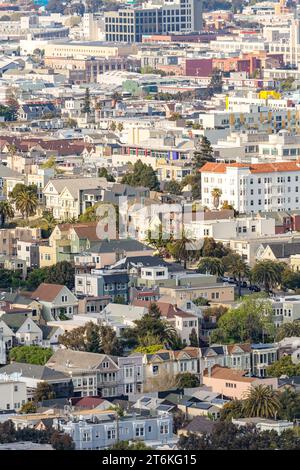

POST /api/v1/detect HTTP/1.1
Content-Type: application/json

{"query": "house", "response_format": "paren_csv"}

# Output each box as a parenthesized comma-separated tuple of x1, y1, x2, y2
(251, 343, 279, 378)
(46, 349, 143, 398)
(30, 283, 79, 321)
(16, 240, 40, 268)
(202, 365, 278, 400)
(40, 222, 103, 267)
(74, 239, 155, 272)
(43, 177, 109, 220)
(18, 102, 58, 121)
(0, 363, 73, 399)
(256, 242, 300, 264)
(15, 317, 43, 347)
(177, 415, 215, 437)
(132, 300, 199, 346)
(232, 417, 294, 435)
(77, 296, 112, 315)
(75, 269, 130, 303)
(53, 410, 175, 450)
(132, 347, 200, 393)
(0, 375, 27, 412)
(199, 343, 252, 375)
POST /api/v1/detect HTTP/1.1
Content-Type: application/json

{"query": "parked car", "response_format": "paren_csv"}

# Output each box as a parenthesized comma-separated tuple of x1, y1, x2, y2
(235, 280, 248, 288)
(249, 285, 261, 292)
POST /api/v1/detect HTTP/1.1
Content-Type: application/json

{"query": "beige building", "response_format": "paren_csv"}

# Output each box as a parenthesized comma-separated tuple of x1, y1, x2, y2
(0, 378, 27, 412)
(44, 42, 136, 59)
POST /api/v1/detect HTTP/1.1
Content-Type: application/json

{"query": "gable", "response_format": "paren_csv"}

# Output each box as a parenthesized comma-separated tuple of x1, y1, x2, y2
(0, 320, 15, 337)
(17, 318, 42, 335)
(230, 345, 245, 355)
(52, 286, 78, 305)
(43, 181, 59, 195)
(60, 187, 76, 200)
(97, 355, 118, 370)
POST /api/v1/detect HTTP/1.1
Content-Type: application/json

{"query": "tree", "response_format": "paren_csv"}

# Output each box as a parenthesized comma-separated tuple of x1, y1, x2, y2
(200, 237, 231, 258)
(110, 121, 117, 131)
(98, 167, 115, 182)
(168, 112, 182, 121)
(189, 328, 199, 347)
(117, 122, 124, 132)
(82, 87, 91, 114)
(26, 267, 48, 290)
(45, 261, 75, 290)
(192, 136, 215, 171)
(223, 253, 250, 297)
(122, 303, 181, 350)
(219, 400, 244, 422)
(251, 260, 284, 292)
(275, 321, 300, 342)
(0, 104, 16, 121)
(14, 189, 38, 219)
(114, 295, 125, 304)
(198, 257, 224, 276)
(121, 160, 160, 190)
(41, 156, 56, 169)
(65, 118, 78, 128)
(59, 322, 122, 356)
(211, 188, 222, 210)
(208, 69, 223, 96)
(278, 389, 300, 421)
(20, 402, 37, 414)
(176, 372, 200, 388)
(9, 345, 53, 365)
(0, 200, 14, 226)
(164, 180, 182, 195)
(145, 224, 172, 257)
(167, 230, 198, 269)
(281, 269, 300, 290)
(267, 355, 300, 378)
(33, 383, 55, 402)
(50, 431, 75, 450)
(210, 295, 275, 344)
(243, 385, 281, 419)
(178, 421, 300, 450)
(193, 296, 210, 306)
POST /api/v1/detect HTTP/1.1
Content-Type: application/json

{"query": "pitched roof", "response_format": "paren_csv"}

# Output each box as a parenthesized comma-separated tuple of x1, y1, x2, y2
(203, 365, 256, 382)
(262, 242, 300, 258)
(0, 313, 28, 331)
(46, 349, 116, 372)
(200, 161, 300, 174)
(0, 362, 70, 381)
(132, 300, 196, 318)
(31, 283, 65, 302)
(227, 343, 252, 354)
(89, 239, 153, 254)
(73, 397, 106, 409)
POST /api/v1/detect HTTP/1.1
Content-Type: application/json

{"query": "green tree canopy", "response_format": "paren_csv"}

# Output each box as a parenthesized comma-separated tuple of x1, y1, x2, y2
(9, 345, 53, 365)
(121, 160, 160, 190)
(176, 372, 200, 388)
(210, 295, 275, 344)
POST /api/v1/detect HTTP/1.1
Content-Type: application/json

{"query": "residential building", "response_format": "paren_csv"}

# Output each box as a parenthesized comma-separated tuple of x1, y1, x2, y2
(75, 269, 130, 303)
(0, 375, 27, 412)
(200, 161, 300, 214)
(203, 365, 278, 400)
(54, 410, 175, 449)
(46, 349, 143, 398)
(30, 283, 79, 321)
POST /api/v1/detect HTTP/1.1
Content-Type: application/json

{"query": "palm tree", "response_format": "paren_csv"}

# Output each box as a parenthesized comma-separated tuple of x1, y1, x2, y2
(15, 189, 38, 220)
(275, 320, 300, 341)
(278, 389, 300, 421)
(243, 385, 281, 419)
(198, 257, 224, 276)
(42, 211, 57, 231)
(251, 260, 283, 292)
(211, 188, 222, 210)
(168, 230, 197, 269)
(224, 253, 250, 297)
(0, 200, 14, 226)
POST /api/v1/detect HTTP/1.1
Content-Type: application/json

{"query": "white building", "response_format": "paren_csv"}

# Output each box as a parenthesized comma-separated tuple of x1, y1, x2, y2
(200, 161, 300, 213)
(0, 374, 27, 412)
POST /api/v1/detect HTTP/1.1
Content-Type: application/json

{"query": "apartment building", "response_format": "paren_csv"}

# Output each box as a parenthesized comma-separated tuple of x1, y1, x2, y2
(104, 0, 203, 43)
(200, 161, 300, 214)
(54, 410, 174, 450)
(0, 375, 27, 412)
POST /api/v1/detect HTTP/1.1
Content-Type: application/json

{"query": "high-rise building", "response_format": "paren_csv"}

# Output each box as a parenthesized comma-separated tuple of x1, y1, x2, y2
(104, 0, 203, 43)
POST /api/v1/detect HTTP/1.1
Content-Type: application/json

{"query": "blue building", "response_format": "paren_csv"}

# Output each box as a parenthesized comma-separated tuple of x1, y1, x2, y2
(54, 411, 175, 449)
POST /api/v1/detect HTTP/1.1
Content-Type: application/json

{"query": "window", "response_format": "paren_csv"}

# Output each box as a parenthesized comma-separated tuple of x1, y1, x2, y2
(61, 295, 68, 303)
(135, 427, 144, 437)
(14, 385, 18, 392)
(152, 365, 159, 375)
(160, 423, 169, 434)
(102, 361, 109, 368)
(107, 429, 116, 440)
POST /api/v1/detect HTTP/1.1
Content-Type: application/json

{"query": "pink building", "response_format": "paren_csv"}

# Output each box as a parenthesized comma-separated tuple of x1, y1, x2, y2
(203, 365, 278, 400)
